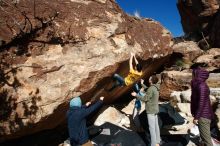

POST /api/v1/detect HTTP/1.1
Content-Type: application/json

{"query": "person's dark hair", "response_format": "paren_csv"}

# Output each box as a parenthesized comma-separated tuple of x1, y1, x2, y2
(136, 64, 142, 72)
(190, 63, 207, 69)
(150, 75, 159, 84)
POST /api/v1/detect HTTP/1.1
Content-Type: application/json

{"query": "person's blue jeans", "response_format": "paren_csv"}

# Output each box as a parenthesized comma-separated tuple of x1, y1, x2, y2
(109, 74, 145, 94)
(133, 84, 145, 109)
(133, 84, 145, 130)
(113, 73, 125, 86)
(107, 74, 125, 91)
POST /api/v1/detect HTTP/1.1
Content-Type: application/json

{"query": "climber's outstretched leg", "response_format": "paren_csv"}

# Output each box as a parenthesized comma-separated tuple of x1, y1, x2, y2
(106, 73, 125, 92)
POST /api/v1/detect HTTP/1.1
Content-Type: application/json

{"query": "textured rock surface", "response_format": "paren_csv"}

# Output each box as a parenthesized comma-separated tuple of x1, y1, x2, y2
(176, 103, 191, 116)
(177, 0, 219, 33)
(177, 0, 220, 47)
(194, 48, 220, 71)
(94, 106, 130, 127)
(160, 70, 191, 99)
(0, 0, 173, 141)
(173, 41, 203, 62)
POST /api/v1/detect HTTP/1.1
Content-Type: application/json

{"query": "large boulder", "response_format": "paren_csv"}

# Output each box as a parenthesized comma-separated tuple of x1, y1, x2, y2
(173, 41, 203, 63)
(194, 48, 220, 71)
(176, 103, 191, 116)
(177, 0, 220, 48)
(177, 0, 219, 33)
(94, 106, 130, 127)
(160, 70, 191, 100)
(0, 0, 173, 142)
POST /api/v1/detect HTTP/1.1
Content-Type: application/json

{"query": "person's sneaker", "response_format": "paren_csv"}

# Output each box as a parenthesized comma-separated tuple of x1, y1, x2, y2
(159, 140, 166, 146)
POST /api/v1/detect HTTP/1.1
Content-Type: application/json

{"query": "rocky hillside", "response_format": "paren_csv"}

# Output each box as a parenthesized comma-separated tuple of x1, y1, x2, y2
(0, 0, 173, 142)
(160, 41, 220, 99)
(159, 40, 220, 138)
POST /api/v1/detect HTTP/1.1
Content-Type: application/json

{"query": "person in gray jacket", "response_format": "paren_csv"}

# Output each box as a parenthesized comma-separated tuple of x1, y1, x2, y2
(131, 75, 161, 146)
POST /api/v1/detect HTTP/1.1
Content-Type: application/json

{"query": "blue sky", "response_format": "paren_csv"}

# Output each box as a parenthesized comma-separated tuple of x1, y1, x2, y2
(115, 0, 184, 37)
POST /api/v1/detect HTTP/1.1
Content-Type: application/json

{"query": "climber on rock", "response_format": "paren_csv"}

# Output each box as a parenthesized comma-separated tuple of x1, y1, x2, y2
(106, 52, 143, 92)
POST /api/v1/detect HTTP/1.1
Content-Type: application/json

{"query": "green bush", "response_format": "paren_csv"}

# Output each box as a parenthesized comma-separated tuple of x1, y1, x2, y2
(175, 59, 184, 67)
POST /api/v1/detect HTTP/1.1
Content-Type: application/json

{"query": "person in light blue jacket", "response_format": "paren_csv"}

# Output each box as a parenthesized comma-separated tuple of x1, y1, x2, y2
(132, 79, 147, 132)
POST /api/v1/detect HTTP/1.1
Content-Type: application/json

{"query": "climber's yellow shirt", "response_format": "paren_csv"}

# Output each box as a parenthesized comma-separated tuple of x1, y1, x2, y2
(124, 69, 143, 86)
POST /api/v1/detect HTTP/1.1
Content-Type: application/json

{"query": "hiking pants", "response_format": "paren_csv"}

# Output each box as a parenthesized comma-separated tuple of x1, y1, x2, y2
(107, 74, 125, 91)
(132, 85, 145, 130)
(113, 74, 125, 86)
(198, 117, 213, 146)
(147, 114, 161, 146)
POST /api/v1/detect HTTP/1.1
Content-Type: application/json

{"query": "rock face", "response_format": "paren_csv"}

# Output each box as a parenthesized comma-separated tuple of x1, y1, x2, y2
(160, 70, 191, 99)
(173, 41, 203, 63)
(177, 0, 220, 48)
(172, 41, 220, 72)
(0, 0, 173, 142)
(194, 48, 220, 71)
(94, 106, 130, 127)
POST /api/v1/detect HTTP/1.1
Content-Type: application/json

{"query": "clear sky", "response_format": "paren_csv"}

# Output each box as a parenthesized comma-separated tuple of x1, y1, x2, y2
(115, 0, 184, 37)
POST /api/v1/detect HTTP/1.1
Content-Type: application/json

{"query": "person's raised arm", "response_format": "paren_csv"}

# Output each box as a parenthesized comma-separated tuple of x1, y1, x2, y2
(81, 96, 104, 118)
(140, 79, 147, 89)
(133, 53, 139, 65)
(131, 86, 153, 102)
(131, 91, 148, 101)
(129, 53, 134, 71)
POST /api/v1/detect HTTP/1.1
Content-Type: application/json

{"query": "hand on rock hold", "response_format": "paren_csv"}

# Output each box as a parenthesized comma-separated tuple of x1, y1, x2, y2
(131, 92, 137, 97)
(100, 96, 104, 101)
(86, 102, 91, 107)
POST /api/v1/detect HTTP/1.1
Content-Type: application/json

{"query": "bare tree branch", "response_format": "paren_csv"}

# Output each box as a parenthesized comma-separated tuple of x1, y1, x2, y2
(201, 31, 210, 49)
